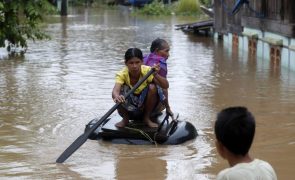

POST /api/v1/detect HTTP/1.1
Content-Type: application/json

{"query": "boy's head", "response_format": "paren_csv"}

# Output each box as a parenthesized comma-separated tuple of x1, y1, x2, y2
(214, 106, 255, 156)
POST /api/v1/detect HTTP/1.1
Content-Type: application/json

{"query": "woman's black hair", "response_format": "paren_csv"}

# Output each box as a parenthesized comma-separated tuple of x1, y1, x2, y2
(124, 48, 143, 63)
(150, 38, 168, 53)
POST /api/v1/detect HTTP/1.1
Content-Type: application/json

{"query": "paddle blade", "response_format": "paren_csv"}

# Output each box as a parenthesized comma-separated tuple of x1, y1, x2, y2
(56, 133, 88, 163)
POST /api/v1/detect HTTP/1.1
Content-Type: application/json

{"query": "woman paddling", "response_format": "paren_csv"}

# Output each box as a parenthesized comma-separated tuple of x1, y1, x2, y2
(112, 48, 169, 128)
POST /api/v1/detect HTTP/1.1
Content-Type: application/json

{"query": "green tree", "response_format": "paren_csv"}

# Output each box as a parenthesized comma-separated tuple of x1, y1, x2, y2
(0, 0, 56, 53)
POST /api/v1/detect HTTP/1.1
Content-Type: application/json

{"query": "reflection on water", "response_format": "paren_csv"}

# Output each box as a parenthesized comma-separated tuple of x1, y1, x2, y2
(115, 145, 167, 180)
(0, 6, 294, 180)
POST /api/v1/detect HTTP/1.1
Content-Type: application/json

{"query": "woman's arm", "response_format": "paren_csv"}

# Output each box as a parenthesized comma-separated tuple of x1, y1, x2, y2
(152, 64, 169, 89)
(112, 83, 125, 103)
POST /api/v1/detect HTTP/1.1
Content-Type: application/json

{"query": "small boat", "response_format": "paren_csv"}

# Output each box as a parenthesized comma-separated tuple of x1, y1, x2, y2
(56, 70, 197, 163)
(117, 0, 178, 7)
(127, 0, 152, 7)
(85, 112, 198, 145)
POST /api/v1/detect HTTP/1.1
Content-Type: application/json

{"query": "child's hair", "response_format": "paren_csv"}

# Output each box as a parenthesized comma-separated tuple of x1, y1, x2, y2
(124, 48, 143, 63)
(215, 106, 256, 156)
(150, 38, 168, 53)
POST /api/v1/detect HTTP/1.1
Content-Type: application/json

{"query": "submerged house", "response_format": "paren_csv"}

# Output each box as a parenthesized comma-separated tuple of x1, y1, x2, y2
(214, 0, 295, 71)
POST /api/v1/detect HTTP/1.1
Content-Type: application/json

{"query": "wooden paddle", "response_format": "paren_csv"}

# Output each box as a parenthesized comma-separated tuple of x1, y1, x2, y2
(56, 68, 155, 163)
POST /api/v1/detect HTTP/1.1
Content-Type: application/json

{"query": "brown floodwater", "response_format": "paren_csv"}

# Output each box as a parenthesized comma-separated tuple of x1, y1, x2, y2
(0, 6, 294, 180)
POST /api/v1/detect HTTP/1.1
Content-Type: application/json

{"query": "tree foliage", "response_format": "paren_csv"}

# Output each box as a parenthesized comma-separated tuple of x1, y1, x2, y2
(0, 0, 56, 53)
(136, 1, 172, 16)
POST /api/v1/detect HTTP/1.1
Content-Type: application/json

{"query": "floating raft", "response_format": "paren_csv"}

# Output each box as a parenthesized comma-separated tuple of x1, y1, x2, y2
(85, 112, 198, 145)
(175, 20, 213, 35)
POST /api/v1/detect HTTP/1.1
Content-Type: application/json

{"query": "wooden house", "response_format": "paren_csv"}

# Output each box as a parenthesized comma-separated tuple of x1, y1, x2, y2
(214, 0, 295, 71)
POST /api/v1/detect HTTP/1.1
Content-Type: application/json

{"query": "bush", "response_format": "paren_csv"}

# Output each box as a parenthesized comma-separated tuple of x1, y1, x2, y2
(0, 0, 56, 53)
(175, 0, 200, 16)
(199, 0, 212, 7)
(132, 0, 202, 16)
(135, 1, 172, 16)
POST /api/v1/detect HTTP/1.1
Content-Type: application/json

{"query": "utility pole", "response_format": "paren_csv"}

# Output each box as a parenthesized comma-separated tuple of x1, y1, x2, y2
(60, 0, 67, 16)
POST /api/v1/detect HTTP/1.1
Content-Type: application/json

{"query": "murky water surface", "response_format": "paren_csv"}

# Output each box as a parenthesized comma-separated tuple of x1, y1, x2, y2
(0, 6, 294, 180)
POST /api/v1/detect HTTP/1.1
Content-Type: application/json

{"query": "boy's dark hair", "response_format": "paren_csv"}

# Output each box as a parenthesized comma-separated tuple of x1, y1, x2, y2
(215, 106, 256, 156)
(150, 38, 168, 53)
(125, 48, 143, 63)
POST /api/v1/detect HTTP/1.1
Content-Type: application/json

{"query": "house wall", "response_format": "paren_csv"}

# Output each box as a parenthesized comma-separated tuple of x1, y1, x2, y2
(213, 0, 295, 71)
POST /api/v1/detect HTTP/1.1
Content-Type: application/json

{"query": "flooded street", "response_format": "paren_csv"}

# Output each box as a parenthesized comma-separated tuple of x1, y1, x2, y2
(0, 6, 294, 180)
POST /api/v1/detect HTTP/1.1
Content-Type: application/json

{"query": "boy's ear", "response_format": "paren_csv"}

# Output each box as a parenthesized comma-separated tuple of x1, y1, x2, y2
(215, 140, 226, 159)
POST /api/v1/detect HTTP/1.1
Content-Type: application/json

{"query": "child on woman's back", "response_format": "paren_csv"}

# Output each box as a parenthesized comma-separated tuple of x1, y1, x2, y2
(214, 106, 277, 180)
(144, 38, 173, 116)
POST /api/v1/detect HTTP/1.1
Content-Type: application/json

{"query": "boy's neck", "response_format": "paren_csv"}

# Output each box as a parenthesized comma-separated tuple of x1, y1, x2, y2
(228, 153, 253, 167)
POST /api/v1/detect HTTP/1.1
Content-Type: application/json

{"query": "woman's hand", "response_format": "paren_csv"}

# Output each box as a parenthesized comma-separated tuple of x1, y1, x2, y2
(113, 95, 125, 103)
